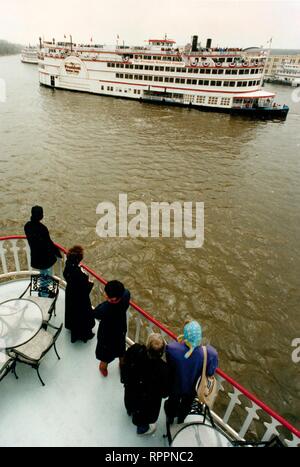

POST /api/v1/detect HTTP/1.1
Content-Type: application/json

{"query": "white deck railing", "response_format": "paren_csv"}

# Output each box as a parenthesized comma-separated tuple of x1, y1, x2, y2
(0, 236, 299, 447)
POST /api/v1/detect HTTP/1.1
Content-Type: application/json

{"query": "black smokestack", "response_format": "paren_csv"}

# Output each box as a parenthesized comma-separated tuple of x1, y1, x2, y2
(206, 38, 212, 49)
(192, 35, 198, 52)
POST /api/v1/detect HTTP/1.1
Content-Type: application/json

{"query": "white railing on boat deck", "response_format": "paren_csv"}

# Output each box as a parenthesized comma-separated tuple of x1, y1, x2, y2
(0, 236, 299, 447)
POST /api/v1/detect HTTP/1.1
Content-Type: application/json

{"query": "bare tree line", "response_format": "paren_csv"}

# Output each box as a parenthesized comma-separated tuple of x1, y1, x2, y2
(0, 39, 22, 56)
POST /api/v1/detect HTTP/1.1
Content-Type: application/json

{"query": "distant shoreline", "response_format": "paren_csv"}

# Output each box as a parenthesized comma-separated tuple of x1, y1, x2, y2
(0, 52, 21, 57)
(0, 39, 22, 57)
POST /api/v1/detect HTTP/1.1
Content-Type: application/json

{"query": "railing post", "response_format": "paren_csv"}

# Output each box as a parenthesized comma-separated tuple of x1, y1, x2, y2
(0, 242, 8, 274)
(223, 387, 242, 424)
(23, 239, 32, 271)
(10, 239, 21, 272)
(238, 402, 260, 439)
(134, 316, 141, 343)
(262, 418, 280, 442)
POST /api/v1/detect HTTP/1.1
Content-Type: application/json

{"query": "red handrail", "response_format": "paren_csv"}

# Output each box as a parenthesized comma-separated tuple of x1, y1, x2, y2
(1, 235, 299, 439)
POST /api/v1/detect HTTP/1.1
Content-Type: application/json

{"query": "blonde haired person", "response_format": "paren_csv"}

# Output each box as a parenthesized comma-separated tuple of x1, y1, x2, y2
(121, 333, 169, 436)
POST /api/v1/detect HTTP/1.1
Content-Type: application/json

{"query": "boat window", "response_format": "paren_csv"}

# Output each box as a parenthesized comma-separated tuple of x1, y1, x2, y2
(205, 69, 211, 74)
(217, 69, 224, 74)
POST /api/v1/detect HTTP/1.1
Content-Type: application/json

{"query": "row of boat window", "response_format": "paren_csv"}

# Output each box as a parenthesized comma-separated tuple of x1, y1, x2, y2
(115, 73, 261, 87)
(100, 86, 232, 106)
(107, 63, 263, 74)
(121, 55, 263, 65)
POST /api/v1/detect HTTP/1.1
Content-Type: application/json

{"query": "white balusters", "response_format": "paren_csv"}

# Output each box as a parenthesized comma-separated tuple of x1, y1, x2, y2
(9, 239, 21, 272)
(238, 402, 260, 438)
(284, 434, 300, 447)
(146, 324, 154, 337)
(262, 418, 281, 442)
(134, 315, 141, 343)
(223, 387, 242, 424)
(0, 241, 8, 275)
(57, 255, 66, 280)
(23, 239, 32, 271)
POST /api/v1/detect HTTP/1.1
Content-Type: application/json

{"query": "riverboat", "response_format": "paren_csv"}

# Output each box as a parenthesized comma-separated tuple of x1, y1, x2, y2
(38, 35, 289, 119)
(0, 236, 299, 447)
(274, 62, 300, 86)
(21, 46, 38, 64)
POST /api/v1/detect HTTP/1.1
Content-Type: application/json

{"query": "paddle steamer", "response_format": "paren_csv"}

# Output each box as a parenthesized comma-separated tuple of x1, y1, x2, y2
(38, 35, 289, 119)
(21, 46, 38, 64)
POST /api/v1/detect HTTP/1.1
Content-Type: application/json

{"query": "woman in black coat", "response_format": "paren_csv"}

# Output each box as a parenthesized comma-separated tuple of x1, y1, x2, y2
(63, 245, 95, 343)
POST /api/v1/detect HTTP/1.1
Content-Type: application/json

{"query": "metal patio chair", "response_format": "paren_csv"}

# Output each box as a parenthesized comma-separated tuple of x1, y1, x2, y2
(8, 323, 63, 386)
(20, 274, 59, 325)
(0, 351, 18, 382)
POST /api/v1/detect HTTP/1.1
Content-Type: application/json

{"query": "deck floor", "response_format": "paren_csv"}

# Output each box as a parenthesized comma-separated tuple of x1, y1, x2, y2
(0, 280, 168, 447)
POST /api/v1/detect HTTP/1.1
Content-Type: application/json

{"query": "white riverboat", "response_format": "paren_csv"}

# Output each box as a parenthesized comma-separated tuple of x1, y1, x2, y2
(0, 236, 299, 447)
(38, 35, 289, 119)
(21, 46, 38, 65)
(274, 62, 300, 86)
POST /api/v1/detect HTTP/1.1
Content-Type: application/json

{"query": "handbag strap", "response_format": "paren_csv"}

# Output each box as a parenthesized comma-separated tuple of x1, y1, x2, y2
(199, 345, 207, 389)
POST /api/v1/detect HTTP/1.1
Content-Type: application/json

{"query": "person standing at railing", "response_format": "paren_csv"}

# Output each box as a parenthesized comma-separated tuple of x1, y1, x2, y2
(63, 245, 95, 343)
(121, 333, 169, 436)
(164, 320, 218, 424)
(24, 206, 62, 296)
(94, 280, 130, 377)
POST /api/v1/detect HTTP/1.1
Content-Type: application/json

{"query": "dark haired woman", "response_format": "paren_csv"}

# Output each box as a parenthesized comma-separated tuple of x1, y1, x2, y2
(63, 245, 95, 343)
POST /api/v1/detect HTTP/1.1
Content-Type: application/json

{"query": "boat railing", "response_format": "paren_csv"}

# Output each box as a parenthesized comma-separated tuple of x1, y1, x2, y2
(0, 236, 299, 447)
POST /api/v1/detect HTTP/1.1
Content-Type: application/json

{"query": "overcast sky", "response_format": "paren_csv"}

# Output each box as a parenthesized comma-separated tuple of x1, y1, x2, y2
(1, 0, 299, 49)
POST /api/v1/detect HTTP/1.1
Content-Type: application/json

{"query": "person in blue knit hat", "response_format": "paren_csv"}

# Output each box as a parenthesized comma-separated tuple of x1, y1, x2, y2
(164, 320, 218, 424)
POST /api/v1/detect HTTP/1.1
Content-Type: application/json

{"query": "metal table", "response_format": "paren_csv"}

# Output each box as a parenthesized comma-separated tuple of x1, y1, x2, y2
(171, 423, 233, 447)
(0, 299, 43, 349)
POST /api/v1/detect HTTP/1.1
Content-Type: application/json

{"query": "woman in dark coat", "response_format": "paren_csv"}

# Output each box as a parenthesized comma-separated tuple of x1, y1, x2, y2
(24, 205, 62, 271)
(63, 245, 95, 343)
(94, 280, 130, 376)
(121, 333, 169, 435)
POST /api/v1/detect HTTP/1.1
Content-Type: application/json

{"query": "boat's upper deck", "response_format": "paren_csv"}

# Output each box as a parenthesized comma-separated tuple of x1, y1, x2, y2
(0, 279, 168, 447)
(0, 237, 299, 447)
